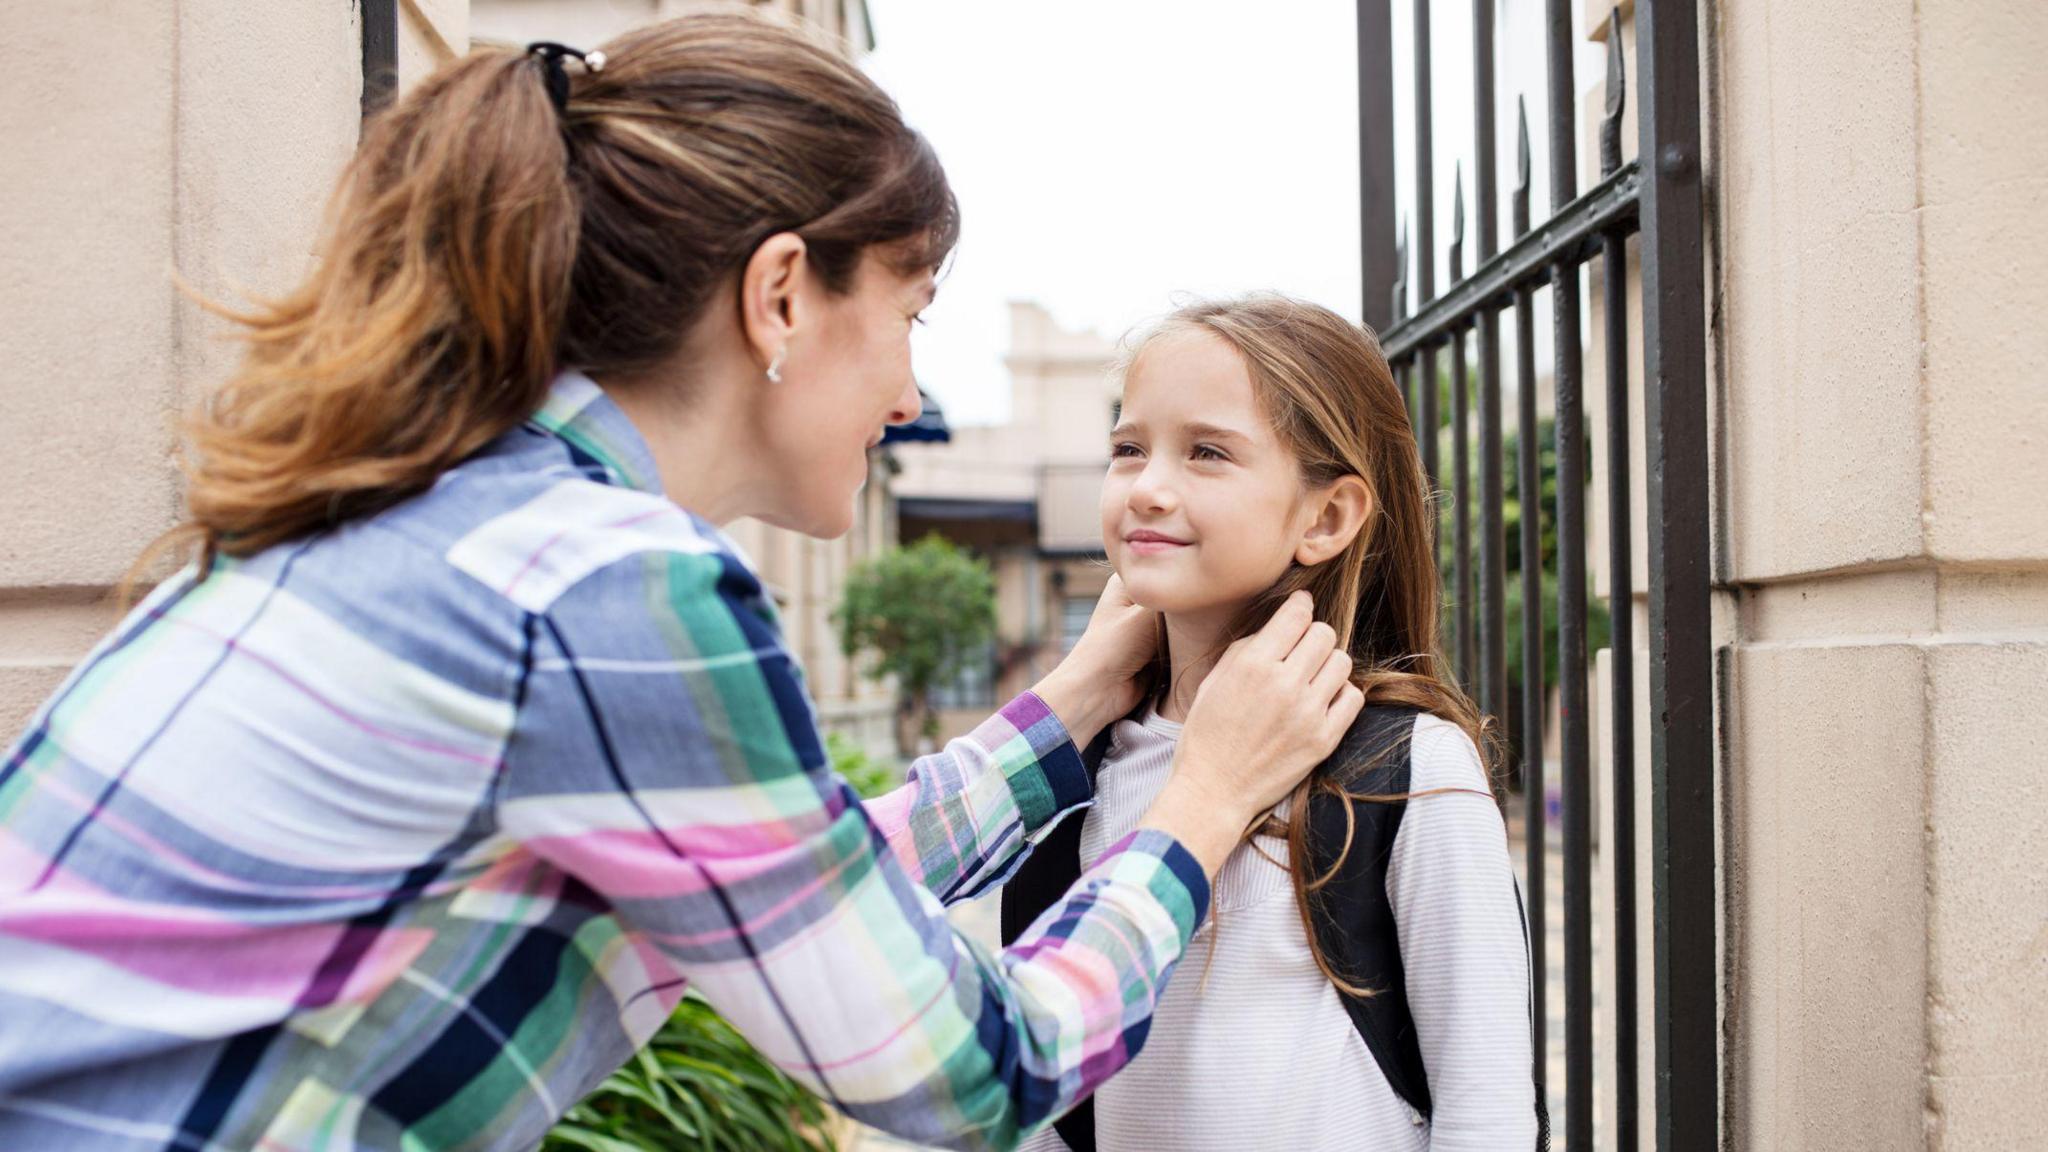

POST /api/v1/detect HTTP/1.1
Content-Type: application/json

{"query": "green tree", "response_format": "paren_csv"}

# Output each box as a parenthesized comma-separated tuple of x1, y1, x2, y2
(835, 534, 998, 755)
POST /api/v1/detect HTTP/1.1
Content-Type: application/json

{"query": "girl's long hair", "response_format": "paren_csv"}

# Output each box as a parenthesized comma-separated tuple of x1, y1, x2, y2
(139, 12, 957, 582)
(1128, 294, 1502, 998)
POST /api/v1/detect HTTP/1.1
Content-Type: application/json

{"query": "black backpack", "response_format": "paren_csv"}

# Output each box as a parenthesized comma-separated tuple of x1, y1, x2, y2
(998, 704, 1548, 1151)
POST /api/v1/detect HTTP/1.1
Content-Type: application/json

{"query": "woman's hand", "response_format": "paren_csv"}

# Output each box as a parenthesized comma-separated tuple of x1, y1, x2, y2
(1140, 590, 1364, 877)
(1030, 575, 1157, 749)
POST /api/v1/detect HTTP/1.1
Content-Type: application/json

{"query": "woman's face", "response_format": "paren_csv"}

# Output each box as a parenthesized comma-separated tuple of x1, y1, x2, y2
(752, 251, 931, 538)
(1101, 328, 1317, 623)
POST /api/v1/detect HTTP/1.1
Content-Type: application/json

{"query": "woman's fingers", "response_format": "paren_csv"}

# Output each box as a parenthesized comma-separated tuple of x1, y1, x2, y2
(1308, 648, 1353, 703)
(1324, 681, 1366, 740)
(1283, 619, 1339, 676)
(1244, 590, 1314, 661)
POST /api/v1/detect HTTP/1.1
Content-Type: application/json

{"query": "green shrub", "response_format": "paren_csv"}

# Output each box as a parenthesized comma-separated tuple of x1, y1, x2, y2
(827, 730, 905, 800)
(544, 996, 839, 1152)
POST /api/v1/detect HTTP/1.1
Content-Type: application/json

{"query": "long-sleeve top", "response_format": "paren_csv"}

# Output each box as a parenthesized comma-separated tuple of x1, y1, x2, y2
(1021, 707, 1533, 1152)
(0, 372, 1210, 1152)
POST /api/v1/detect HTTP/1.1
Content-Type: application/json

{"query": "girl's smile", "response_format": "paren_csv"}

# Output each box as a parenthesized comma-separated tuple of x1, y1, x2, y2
(1123, 529, 1193, 556)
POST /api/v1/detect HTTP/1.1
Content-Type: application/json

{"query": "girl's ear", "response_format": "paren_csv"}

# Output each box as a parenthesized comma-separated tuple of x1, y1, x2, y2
(1294, 475, 1374, 568)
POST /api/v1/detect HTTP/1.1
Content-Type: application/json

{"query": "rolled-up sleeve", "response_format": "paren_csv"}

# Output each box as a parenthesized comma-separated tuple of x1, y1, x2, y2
(858, 692, 1092, 904)
(494, 545, 1208, 1151)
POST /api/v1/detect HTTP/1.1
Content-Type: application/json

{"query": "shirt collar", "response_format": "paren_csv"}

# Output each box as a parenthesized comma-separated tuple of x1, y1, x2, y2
(527, 370, 665, 497)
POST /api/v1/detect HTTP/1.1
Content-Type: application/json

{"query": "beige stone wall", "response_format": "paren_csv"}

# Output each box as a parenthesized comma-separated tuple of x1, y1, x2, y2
(0, 2, 377, 739)
(1709, 2, 2048, 1147)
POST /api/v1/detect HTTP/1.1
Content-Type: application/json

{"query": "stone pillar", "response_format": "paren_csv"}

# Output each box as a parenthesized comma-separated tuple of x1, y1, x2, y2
(0, 3, 387, 738)
(1713, 2, 2048, 1148)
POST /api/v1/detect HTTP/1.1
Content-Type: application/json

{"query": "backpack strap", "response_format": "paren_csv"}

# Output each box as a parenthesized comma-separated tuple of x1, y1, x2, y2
(1302, 705, 1434, 1118)
(1310, 707, 1550, 1149)
(1510, 873, 1554, 1150)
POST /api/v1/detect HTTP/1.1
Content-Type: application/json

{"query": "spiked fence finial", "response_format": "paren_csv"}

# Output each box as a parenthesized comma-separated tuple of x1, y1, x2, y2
(1601, 7, 1627, 176)
(1512, 98, 1532, 237)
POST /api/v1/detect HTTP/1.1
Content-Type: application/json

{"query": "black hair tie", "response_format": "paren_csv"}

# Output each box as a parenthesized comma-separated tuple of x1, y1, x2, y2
(527, 41, 606, 113)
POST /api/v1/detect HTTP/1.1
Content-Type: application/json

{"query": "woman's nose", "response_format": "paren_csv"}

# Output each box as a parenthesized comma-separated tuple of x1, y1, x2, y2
(886, 376, 922, 426)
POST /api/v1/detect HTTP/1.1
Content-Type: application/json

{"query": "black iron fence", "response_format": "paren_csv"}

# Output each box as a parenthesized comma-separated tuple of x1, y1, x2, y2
(361, 0, 399, 123)
(1357, 2, 1714, 1149)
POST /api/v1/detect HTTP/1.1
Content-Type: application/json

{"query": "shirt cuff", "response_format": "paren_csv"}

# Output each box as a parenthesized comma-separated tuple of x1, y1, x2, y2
(968, 691, 1093, 834)
(1093, 828, 1213, 938)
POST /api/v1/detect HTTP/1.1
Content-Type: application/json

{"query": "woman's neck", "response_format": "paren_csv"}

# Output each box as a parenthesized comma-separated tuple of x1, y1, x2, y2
(1154, 608, 1240, 724)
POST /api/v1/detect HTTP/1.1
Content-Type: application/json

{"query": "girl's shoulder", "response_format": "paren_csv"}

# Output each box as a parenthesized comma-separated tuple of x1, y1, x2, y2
(1322, 706, 1490, 799)
(1403, 712, 1491, 796)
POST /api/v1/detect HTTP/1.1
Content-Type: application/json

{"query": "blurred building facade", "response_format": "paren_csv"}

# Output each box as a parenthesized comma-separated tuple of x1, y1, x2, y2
(891, 302, 1122, 741)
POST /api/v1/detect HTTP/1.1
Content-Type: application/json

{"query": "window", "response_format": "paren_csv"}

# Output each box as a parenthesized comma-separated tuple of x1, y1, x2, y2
(1059, 596, 1095, 656)
(929, 638, 997, 710)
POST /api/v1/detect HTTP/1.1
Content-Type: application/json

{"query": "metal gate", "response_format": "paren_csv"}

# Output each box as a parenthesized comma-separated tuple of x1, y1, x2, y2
(1355, 2, 1714, 1149)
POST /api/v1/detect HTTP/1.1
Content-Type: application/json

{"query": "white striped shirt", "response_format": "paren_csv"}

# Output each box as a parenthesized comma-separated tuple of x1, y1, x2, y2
(1023, 708, 1536, 1152)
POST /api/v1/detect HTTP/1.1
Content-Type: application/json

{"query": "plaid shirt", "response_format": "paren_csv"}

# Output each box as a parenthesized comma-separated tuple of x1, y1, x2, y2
(0, 373, 1209, 1151)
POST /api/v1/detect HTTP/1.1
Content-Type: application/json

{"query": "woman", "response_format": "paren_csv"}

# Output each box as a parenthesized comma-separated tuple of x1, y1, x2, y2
(0, 14, 1361, 1152)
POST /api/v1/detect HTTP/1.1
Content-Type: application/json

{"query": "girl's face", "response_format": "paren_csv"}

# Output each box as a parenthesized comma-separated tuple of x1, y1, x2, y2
(1102, 329, 1319, 622)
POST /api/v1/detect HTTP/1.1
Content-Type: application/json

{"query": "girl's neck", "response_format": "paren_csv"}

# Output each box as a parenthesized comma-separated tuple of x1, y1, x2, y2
(1154, 608, 1240, 724)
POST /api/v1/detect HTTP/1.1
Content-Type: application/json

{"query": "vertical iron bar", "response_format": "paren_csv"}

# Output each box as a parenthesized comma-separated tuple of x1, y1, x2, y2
(1358, 0, 1400, 333)
(1474, 0, 1508, 734)
(1395, 218, 1409, 327)
(1512, 97, 1548, 1103)
(1600, 15, 1640, 1152)
(361, 0, 400, 123)
(1414, 0, 1439, 518)
(1394, 222, 1414, 435)
(1636, 0, 1717, 1145)
(1420, 347, 1440, 519)
(1450, 170, 1473, 689)
(1544, 0, 1594, 1145)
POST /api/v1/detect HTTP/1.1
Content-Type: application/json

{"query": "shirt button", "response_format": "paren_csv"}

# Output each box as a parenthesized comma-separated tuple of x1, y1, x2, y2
(1410, 1108, 1425, 1126)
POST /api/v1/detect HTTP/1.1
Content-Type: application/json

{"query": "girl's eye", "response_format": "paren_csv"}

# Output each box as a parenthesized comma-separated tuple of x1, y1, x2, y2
(1110, 442, 1142, 458)
(1192, 444, 1228, 462)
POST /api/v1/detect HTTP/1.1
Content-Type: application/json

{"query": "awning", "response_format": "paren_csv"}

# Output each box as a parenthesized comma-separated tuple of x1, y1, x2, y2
(898, 497, 1036, 524)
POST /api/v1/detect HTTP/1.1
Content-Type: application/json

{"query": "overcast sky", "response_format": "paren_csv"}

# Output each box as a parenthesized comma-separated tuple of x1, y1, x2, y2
(861, 0, 1600, 426)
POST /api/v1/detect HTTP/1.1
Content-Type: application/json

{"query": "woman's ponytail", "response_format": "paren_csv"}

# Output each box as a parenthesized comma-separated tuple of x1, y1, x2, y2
(169, 47, 578, 568)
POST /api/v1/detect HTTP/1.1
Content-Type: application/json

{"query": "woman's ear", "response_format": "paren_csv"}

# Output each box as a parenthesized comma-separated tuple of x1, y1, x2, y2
(1294, 475, 1374, 568)
(738, 232, 808, 373)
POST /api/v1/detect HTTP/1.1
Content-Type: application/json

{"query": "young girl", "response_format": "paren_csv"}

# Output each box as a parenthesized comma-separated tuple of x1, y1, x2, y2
(1006, 294, 1539, 1150)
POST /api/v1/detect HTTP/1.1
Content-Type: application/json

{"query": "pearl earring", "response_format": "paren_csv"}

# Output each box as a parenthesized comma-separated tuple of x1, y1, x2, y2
(765, 347, 786, 384)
